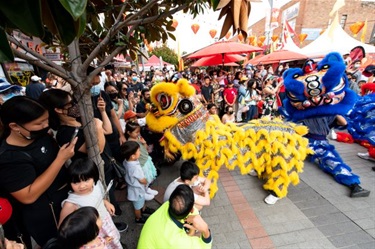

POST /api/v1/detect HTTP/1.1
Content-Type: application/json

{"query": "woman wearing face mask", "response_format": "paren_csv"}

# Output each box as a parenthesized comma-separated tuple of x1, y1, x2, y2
(0, 96, 76, 247)
(113, 82, 135, 131)
(221, 106, 236, 124)
(38, 89, 112, 162)
(104, 82, 123, 117)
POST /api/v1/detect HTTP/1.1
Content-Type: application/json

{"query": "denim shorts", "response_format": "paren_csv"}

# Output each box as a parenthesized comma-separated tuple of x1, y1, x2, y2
(132, 195, 145, 210)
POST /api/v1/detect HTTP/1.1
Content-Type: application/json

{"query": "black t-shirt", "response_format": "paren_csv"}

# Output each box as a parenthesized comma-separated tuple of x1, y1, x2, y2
(0, 134, 67, 194)
(133, 82, 144, 93)
(201, 85, 214, 102)
(136, 100, 147, 114)
(56, 125, 112, 170)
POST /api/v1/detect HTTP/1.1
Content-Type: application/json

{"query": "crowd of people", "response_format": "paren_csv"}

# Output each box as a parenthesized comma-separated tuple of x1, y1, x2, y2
(0, 56, 374, 248)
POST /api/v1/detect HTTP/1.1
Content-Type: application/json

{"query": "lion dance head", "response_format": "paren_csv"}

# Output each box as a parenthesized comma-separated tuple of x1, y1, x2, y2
(282, 52, 358, 121)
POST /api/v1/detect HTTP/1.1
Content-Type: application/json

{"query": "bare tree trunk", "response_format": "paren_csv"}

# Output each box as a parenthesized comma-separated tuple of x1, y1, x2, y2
(67, 39, 106, 185)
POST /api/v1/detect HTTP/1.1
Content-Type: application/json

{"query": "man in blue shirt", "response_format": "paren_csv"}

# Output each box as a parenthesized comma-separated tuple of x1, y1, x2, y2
(26, 75, 45, 100)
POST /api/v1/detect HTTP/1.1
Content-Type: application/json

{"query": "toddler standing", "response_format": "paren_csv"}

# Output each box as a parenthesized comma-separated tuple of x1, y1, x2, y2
(121, 141, 155, 224)
(125, 121, 158, 200)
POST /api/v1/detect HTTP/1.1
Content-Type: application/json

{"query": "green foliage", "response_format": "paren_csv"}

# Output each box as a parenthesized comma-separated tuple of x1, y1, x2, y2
(151, 44, 178, 67)
(0, 0, 212, 63)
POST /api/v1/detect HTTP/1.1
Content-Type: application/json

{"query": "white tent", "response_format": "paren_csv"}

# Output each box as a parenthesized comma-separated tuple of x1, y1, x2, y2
(281, 35, 303, 53)
(301, 14, 375, 58)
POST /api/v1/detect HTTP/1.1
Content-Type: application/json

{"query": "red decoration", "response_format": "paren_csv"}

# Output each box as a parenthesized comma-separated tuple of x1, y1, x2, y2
(225, 31, 231, 40)
(172, 19, 178, 29)
(191, 24, 200, 34)
(0, 197, 12, 225)
(209, 29, 217, 39)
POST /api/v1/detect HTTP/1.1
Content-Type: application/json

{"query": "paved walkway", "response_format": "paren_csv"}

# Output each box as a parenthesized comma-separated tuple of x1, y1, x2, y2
(115, 140, 375, 249)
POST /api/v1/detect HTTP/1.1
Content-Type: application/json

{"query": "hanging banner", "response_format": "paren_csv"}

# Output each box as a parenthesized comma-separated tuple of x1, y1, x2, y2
(270, 8, 281, 30)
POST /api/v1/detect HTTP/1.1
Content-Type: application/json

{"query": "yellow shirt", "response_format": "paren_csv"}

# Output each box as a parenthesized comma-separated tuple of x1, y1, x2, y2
(137, 202, 212, 249)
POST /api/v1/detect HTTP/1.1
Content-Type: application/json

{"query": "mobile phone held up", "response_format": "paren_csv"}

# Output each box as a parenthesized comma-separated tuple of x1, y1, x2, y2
(69, 127, 80, 145)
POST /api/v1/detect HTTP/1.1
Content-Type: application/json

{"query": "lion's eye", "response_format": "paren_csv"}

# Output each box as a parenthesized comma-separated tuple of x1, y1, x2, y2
(157, 93, 172, 110)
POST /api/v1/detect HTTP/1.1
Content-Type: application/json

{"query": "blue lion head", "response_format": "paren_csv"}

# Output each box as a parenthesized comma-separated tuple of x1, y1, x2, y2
(282, 52, 358, 121)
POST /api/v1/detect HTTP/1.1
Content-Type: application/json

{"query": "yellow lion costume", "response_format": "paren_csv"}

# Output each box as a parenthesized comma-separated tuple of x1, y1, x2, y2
(146, 79, 313, 199)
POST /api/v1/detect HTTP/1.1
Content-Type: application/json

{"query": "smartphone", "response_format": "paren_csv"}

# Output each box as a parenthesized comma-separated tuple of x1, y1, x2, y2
(70, 127, 80, 144)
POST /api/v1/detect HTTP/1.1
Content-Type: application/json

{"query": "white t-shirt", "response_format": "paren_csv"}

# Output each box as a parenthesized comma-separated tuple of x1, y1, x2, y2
(163, 177, 198, 203)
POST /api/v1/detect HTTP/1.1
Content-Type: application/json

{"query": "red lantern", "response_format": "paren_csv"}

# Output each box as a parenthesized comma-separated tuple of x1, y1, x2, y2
(349, 21, 365, 37)
(258, 36, 266, 44)
(271, 35, 279, 42)
(172, 19, 178, 29)
(248, 35, 255, 45)
(191, 24, 200, 34)
(225, 31, 231, 39)
(209, 29, 217, 39)
(298, 33, 308, 45)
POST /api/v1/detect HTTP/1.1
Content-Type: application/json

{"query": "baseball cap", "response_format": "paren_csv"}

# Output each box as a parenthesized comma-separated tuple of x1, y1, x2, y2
(124, 110, 137, 121)
(265, 74, 274, 82)
(31, 75, 42, 81)
(0, 78, 22, 93)
(362, 65, 375, 77)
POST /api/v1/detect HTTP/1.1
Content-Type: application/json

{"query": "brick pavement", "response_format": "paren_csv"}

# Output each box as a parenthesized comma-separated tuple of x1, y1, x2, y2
(116, 140, 375, 249)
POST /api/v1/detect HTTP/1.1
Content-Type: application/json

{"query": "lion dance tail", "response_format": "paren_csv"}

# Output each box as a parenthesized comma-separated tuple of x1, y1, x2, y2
(161, 116, 312, 199)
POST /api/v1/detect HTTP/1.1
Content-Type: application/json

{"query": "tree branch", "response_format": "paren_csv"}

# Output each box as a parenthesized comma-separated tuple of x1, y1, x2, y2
(113, 0, 159, 34)
(82, 2, 130, 71)
(95, 46, 126, 75)
(127, 3, 189, 27)
(12, 49, 78, 88)
(7, 34, 67, 75)
(82, 0, 160, 70)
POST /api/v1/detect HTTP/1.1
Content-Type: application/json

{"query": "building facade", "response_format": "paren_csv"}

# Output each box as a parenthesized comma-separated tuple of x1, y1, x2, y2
(249, 0, 375, 46)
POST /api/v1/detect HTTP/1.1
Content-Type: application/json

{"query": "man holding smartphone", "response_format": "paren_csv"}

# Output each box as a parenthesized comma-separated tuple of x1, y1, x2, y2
(138, 185, 212, 249)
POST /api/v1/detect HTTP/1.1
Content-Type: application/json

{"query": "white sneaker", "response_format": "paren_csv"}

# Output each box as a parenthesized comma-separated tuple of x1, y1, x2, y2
(248, 169, 258, 177)
(146, 188, 159, 196)
(144, 192, 155, 201)
(357, 152, 375, 162)
(264, 194, 280, 205)
(328, 128, 337, 140)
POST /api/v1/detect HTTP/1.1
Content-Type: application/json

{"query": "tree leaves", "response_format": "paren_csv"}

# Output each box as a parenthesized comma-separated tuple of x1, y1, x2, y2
(0, 28, 14, 62)
(59, 0, 88, 21)
(0, 0, 44, 37)
(0, 0, 214, 63)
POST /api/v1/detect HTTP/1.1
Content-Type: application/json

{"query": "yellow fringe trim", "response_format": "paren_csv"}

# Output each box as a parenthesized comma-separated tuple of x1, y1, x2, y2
(159, 115, 312, 199)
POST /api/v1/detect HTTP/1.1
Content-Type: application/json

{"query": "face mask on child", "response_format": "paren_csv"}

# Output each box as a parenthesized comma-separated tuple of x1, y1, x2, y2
(191, 180, 200, 187)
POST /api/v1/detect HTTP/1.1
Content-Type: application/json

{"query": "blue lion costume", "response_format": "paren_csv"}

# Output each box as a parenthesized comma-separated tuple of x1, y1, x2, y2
(281, 52, 370, 198)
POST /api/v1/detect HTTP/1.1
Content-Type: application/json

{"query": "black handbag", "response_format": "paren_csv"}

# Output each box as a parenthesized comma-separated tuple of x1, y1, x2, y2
(103, 151, 126, 179)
